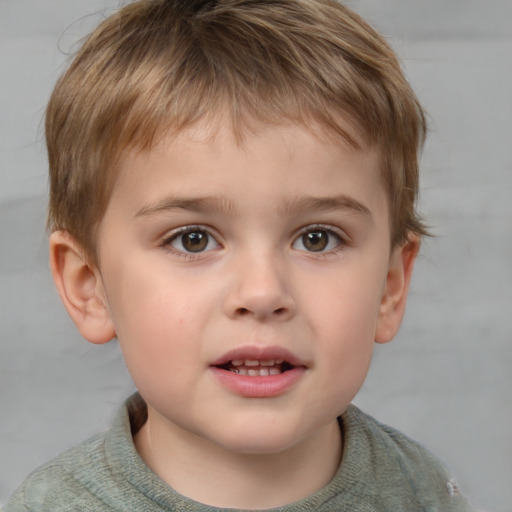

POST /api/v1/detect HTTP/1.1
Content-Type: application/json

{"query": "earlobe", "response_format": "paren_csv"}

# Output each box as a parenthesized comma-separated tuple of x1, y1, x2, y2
(49, 230, 116, 344)
(375, 236, 420, 344)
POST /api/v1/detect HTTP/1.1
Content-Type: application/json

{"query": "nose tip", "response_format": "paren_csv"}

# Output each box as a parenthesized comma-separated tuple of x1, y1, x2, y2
(223, 258, 296, 322)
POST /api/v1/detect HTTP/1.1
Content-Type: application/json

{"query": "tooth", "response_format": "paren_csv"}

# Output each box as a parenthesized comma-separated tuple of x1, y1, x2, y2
(269, 368, 281, 375)
(275, 359, 284, 364)
(238, 368, 249, 376)
(245, 360, 259, 366)
(260, 360, 275, 366)
(259, 368, 270, 376)
(248, 369, 259, 376)
(231, 360, 244, 366)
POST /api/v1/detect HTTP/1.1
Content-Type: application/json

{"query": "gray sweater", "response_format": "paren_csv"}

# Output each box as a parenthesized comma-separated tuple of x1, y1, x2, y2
(4, 393, 478, 511)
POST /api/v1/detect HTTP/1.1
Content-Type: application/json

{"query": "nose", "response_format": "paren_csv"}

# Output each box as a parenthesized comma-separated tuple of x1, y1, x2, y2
(222, 251, 296, 322)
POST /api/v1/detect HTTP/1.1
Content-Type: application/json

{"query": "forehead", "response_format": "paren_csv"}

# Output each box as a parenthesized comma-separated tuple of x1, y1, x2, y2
(105, 121, 388, 224)
(128, 118, 372, 169)
(106, 103, 382, 203)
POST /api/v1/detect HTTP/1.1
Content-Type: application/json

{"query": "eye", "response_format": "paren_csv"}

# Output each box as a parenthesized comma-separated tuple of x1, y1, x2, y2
(292, 226, 344, 253)
(165, 227, 219, 254)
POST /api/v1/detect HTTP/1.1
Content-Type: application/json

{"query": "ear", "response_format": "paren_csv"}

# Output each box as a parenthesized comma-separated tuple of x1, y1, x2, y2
(375, 235, 420, 344)
(49, 230, 116, 344)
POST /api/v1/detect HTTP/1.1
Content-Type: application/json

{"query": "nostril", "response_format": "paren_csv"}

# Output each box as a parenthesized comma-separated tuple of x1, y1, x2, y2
(235, 306, 287, 317)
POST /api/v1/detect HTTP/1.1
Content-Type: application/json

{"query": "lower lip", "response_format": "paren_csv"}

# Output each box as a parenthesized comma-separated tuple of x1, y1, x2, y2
(210, 366, 306, 398)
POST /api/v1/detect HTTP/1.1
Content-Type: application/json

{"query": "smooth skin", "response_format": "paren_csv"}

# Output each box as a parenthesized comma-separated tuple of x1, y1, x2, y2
(50, 121, 418, 509)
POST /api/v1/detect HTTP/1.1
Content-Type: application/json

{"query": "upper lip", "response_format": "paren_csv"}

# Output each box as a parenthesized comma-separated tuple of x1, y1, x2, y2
(210, 346, 306, 367)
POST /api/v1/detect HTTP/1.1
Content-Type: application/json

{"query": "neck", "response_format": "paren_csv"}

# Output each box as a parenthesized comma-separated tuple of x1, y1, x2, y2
(134, 407, 342, 509)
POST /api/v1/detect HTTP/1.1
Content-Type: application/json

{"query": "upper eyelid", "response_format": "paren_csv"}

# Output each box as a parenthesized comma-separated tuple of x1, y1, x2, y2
(294, 223, 346, 239)
(160, 225, 221, 258)
(291, 223, 348, 252)
(162, 224, 219, 242)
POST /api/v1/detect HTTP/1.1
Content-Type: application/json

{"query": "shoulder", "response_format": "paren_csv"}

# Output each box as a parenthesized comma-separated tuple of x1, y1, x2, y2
(344, 404, 448, 470)
(338, 405, 480, 511)
(4, 395, 141, 512)
(3, 394, 173, 512)
(3, 433, 114, 512)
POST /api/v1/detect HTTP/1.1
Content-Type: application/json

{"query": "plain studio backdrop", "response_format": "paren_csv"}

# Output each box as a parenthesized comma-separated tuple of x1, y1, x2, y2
(0, 1, 511, 510)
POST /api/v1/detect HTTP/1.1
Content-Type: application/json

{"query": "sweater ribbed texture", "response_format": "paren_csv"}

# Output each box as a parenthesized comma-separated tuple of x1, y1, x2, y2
(4, 393, 478, 511)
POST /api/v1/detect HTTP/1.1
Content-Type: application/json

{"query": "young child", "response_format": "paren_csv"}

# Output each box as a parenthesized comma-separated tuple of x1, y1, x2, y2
(5, 0, 478, 510)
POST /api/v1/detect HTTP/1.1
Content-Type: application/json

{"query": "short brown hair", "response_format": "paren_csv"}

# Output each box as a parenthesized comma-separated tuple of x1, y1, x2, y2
(46, 0, 428, 263)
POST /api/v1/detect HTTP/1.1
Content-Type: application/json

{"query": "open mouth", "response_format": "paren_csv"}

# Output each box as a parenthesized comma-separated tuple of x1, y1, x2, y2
(210, 349, 306, 397)
(216, 359, 295, 377)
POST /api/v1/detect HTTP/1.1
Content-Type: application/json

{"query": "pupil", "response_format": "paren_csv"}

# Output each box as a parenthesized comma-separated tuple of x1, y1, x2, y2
(304, 230, 328, 251)
(183, 231, 207, 252)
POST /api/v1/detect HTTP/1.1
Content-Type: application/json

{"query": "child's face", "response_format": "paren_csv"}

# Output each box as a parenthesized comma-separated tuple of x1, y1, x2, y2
(90, 121, 414, 454)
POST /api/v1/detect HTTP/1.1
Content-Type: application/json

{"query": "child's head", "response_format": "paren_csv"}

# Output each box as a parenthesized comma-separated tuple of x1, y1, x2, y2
(46, 0, 427, 265)
(47, 2, 427, 497)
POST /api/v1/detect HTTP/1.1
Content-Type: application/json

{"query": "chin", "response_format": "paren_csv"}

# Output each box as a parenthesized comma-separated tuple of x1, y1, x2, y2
(218, 436, 299, 456)
(208, 419, 308, 456)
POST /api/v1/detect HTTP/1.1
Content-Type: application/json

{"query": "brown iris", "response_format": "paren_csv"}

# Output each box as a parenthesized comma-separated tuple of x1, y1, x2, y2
(181, 230, 209, 252)
(302, 230, 329, 252)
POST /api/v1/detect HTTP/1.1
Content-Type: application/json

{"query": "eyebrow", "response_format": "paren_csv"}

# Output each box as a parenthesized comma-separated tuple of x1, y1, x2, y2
(135, 196, 239, 218)
(279, 195, 372, 219)
(135, 194, 372, 219)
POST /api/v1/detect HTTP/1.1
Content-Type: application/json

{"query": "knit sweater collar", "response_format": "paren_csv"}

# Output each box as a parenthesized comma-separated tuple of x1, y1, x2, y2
(104, 392, 376, 511)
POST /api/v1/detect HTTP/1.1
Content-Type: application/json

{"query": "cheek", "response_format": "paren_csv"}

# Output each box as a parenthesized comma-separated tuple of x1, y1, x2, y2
(113, 293, 203, 406)
(318, 294, 376, 376)
(307, 270, 385, 341)
(103, 262, 213, 378)
(303, 267, 386, 395)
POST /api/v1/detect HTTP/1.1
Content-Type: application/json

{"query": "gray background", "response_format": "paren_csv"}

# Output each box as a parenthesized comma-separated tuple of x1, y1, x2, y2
(1, 1, 511, 510)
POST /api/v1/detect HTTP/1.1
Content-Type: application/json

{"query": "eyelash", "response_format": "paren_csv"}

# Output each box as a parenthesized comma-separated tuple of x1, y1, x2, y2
(160, 225, 221, 259)
(160, 223, 347, 258)
(292, 224, 347, 255)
